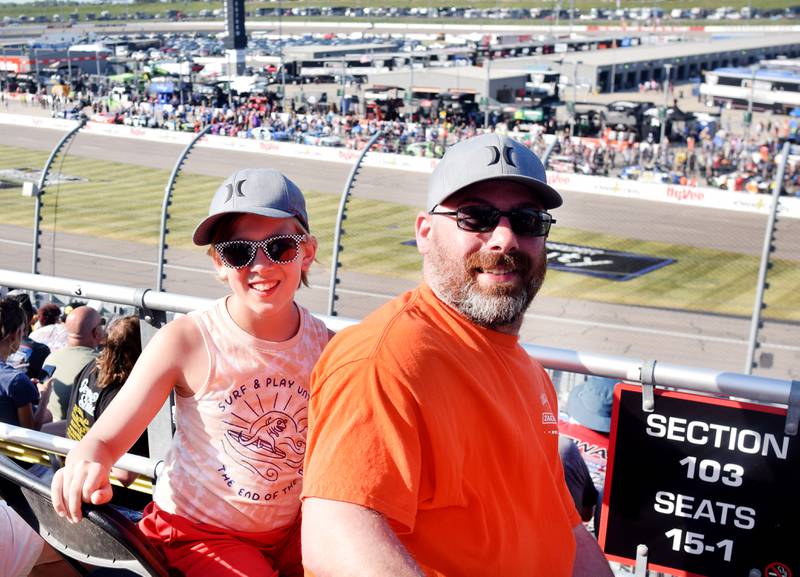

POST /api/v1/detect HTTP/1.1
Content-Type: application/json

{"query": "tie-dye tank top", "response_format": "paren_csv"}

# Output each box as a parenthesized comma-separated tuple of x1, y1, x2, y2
(152, 297, 329, 532)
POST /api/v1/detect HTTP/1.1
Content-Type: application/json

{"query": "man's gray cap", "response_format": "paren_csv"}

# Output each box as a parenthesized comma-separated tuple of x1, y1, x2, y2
(193, 168, 309, 245)
(427, 133, 563, 211)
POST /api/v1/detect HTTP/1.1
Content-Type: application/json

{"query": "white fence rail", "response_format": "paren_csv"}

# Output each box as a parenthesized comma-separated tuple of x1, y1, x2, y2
(2, 268, 796, 413)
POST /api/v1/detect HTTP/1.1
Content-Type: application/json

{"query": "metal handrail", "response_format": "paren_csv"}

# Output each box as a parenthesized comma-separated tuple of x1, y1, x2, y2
(523, 344, 794, 407)
(0, 423, 161, 480)
(2, 268, 795, 409)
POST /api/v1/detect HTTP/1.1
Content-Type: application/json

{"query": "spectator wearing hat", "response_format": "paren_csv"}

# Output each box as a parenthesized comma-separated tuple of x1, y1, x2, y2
(301, 133, 612, 577)
(559, 376, 616, 536)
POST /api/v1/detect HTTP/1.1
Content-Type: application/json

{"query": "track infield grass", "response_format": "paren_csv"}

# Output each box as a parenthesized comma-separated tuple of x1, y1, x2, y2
(0, 144, 797, 322)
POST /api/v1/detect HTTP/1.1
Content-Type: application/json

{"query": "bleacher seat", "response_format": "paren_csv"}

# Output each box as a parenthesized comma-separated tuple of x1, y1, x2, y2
(0, 454, 172, 577)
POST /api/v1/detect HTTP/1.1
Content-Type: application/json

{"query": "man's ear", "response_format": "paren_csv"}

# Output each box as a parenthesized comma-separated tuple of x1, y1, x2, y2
(415, 212, 433, 256)
(300, 236, 318, 273)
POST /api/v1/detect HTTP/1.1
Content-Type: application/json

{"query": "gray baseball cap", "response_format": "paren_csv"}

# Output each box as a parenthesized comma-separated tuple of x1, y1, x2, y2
(427, 133, 562, 211)
(192, 168, 309, 245)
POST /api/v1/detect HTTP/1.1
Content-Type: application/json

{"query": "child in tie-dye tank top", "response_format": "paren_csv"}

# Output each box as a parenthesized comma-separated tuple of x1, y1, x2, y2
(52, 168, 332, 576)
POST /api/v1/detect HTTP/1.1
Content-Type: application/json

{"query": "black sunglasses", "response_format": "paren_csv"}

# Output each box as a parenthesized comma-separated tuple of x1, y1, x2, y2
(428, 205, 555, 237)
(214, 235, 306, 268)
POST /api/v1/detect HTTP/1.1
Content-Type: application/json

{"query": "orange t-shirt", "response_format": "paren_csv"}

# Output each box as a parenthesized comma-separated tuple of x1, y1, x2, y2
(302, 284, 580, 576)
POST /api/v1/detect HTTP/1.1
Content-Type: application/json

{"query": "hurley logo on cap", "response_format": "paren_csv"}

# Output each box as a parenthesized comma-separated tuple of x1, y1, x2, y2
(486, 145, 517, 167)
(224, 179, 247, 203)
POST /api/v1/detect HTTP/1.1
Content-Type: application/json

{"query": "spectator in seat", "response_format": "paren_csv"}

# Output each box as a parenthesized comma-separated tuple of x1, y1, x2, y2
(0, 499, 80, 577)
(52, 168, 331, 577)
(5, 291, 51, 381)
(559, 376, 615, 537)
(301, 134, 613, 577)
(0, 298, 51, 430)
(559, 436, 598, 524)
(42, 306, 105, 422)
(29, 303, 68, 353)
(63, 315, 149, 510)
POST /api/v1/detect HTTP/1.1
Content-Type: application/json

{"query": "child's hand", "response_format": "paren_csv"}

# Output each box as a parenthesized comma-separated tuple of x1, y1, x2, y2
(50, 460, 114, 523)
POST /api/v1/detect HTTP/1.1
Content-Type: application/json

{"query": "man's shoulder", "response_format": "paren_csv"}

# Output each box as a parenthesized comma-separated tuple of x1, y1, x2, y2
(327, 287, 444, 361)
(46, 345, 90, 359)
(45, 346, 97, 370)
(313, 289, 456, 389)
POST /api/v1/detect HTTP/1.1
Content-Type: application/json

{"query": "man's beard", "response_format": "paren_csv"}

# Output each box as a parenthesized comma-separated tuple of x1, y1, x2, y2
(426, 242, 547, 331)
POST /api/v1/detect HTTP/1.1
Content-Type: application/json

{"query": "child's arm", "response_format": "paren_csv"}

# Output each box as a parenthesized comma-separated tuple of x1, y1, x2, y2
(50, 316, 204, 523)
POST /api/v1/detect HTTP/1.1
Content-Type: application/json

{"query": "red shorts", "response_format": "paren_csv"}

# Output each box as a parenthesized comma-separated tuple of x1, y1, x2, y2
(137, 502, 302, 577)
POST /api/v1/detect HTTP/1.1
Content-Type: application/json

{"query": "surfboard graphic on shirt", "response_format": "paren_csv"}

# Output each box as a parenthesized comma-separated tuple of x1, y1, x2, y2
(221, 386, 307, 483)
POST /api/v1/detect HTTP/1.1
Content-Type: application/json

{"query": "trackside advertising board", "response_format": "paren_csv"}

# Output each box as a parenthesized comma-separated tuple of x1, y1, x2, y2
(599, 385, 797, 577)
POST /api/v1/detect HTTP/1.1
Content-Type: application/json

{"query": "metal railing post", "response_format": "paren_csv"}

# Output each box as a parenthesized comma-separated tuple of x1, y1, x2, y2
(156, 124, 212, 292)
(31, 119, 86, 276)
(745, 140, 789, 374)
(326, 129, 383, 316)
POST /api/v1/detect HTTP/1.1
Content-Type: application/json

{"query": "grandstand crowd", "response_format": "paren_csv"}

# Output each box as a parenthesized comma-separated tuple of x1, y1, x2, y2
(4, 86, 800, 195)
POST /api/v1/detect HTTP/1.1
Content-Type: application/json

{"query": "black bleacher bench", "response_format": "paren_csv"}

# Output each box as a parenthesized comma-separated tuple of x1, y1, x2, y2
(0, 454, 173, 577)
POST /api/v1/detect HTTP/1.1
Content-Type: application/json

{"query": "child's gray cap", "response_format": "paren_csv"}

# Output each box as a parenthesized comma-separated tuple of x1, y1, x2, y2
(427, 133, 563, 211)
(193, 168, 309, 245)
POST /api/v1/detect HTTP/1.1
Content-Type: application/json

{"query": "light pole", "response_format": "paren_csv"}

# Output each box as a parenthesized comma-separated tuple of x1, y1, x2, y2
(483, 50, 491, 128)
(32, 47, 40, 86)
(225, 50, 232, 108)
(405, 54, 414, 108)
(179, 57, 185, 106)
(1, 45, 6, 94)
(569, 0, 574, 35)
(340, 57, 346, 113)
(659, 63, 672, 145)
(746, 64, 758, 140)
(569, 59, 581, 135)
(279, 0, 286, 112)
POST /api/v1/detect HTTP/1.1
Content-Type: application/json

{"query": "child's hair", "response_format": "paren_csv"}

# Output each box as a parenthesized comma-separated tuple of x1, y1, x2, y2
(95, 315, 142, 390)
(37, 303, 61, 326)
(0, 298, 26, 343)
(206, 213, 311, 288)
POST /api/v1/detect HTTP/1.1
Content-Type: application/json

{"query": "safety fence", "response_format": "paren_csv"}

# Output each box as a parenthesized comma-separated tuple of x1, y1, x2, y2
(1, 113, 798, 383)
(1, 268, 794, 416)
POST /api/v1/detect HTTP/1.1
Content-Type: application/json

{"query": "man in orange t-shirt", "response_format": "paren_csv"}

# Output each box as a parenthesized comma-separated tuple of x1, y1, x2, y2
(301, 134, 614, 577)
